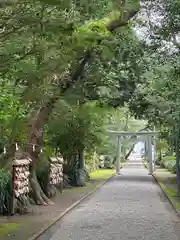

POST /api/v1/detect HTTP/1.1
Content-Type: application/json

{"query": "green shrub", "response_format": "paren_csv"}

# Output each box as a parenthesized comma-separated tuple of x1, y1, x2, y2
(156, 156, 162, 165)
(0, 169, 12, 215)
(160, 160, 165, 168)
(85, 151, 99, 172)
(104, 155, 114, 169)
(171, 162, 176, 174)
(163, 156, 176, 161)
(162, 156, 176, 174)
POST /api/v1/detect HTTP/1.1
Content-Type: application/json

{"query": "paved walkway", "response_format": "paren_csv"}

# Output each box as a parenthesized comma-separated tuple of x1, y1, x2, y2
(38, 160, 180, 240)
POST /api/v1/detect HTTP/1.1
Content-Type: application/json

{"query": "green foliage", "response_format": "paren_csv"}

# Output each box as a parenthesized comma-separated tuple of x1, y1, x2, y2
(74, 20, 111, 44)
(158, 0, 180, 43)
(0, 169, 12, 214)
(156, 140, 169, 152)
(104, 156, 114, 169)
(0, 0, 144, 206)
(0, 223, 20, 237)
(0, 0, 143, 149)
(0, 89, 27, 144)
(47, 101, 107, 158)
(100, 107, 146, 157)
(89, 169, 115, 179)
(162, 156, 176, 174)
(129, 0, 180, 166)
(85, 151, 99, 172)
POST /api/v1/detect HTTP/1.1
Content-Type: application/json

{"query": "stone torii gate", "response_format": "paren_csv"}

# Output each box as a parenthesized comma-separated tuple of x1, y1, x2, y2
(108, 131, 158, 175)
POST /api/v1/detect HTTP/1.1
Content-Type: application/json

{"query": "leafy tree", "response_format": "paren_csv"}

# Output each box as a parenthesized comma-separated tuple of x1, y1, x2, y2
(129, 0, 180, 195)
(0, 0, 143, 209)
(47, 101, 106, 172)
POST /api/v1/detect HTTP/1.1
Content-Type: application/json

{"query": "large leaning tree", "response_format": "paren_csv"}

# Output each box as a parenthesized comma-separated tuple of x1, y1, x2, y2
(0, 0, 142, 209)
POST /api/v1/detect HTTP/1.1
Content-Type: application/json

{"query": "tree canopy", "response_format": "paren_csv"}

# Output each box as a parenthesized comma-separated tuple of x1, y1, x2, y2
(0, 0, 145, 210)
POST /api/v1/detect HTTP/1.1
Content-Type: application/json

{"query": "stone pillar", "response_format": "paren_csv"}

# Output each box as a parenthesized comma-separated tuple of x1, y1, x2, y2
(144, 137, 148, 161)
(116, 136, 122, 175)
(153, 130, 156, 172)
(147, 135, 153, 175)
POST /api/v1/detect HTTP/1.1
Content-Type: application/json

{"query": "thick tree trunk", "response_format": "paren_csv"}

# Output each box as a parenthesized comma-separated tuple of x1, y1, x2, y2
(78, 149, 85, 169)
(159, 148, 162, 162)
(14, 195, 33, 214)
(28, 101, 56, 205)
(76, 149, 86, 186)
(16, 99, 57, 206)
(30, 167, 53, 205)
(175, 134, 180, 197)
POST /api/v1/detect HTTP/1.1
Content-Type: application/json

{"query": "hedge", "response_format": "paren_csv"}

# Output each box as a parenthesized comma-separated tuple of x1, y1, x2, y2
(161, 156, 176, 174)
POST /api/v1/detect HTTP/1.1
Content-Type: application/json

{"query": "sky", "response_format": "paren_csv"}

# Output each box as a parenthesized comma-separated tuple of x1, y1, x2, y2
(132, 141, 155, 160)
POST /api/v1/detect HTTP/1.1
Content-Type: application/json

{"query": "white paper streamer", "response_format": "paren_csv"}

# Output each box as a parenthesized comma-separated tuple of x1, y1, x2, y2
(3, 147, 6, 154)
(33, 144, 35, 152)
(15, 143, 19, 151)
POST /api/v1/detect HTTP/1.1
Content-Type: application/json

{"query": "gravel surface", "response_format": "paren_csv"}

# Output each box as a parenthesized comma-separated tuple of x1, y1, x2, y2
(38, 160, 180, 240)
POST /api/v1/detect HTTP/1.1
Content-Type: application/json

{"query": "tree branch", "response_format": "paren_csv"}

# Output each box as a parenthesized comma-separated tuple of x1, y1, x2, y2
(60, 50, 91, 94)
(62, 3, 140, 92)
(107, 5, 140, 31)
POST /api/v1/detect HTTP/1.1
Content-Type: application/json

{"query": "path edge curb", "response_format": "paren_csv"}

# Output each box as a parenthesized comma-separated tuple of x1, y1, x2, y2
(28, 174, 115, 240)
(152, 173, 180, 218)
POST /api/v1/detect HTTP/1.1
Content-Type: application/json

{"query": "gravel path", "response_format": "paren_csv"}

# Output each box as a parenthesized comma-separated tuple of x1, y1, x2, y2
(38, 160, 180, 240)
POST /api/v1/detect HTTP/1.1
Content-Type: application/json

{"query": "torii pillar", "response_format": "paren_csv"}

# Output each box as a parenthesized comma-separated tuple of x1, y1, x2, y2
(147, 135, 153, 175)
(116, 136, 122, 175)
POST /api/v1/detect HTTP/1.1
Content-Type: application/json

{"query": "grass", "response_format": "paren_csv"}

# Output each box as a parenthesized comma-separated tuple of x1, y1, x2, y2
(144, 162, 180, 211)
(90, 169, 115, 179)
(159, 182, 176, 197)
(155, 167, 180, 211)
(158, 181, 180, 210)
(49, 217, 57, 223)
(156, 169, 171, 173)
(64, 169, 115, 194)
(0, 223, 20, 237)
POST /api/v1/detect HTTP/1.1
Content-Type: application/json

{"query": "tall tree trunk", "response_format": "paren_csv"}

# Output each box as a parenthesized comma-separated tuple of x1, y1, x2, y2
(175, 131, 180, 197)
(18, 98, 57, 206)
(30, 166, 53, 205)
(78, 149, 85, 169)
(159, 148, 162, 162)
(76, 149, 86, 186)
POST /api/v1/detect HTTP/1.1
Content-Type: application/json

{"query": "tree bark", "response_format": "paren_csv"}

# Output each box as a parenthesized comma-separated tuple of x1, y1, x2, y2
(78, 149, 85, 169)
(159, 148, 162, 162)
(175, 131, 180, 197)
(30, 167, 53, 205)
(17, 98, 57, 206)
